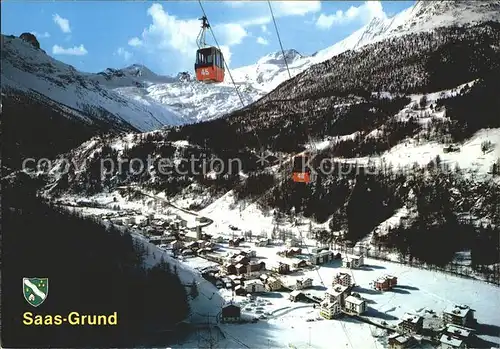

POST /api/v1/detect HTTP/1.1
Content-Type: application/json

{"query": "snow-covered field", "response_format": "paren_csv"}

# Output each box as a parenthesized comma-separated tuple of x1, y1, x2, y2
(62, 184, 500, 348)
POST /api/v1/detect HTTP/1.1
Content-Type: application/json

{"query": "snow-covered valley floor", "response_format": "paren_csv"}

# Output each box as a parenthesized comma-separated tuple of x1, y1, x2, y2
(60, 188, 500, 349)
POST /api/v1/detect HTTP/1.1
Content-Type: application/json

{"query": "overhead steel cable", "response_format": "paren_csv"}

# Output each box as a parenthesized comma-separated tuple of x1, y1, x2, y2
(198, 0, 264, 153)
(267, 0, 292, 80)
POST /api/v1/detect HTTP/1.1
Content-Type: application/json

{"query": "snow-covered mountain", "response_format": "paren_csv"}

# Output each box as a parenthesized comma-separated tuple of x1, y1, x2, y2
(3, 1, 499, 131)
(312, 0, 500, 62)
(103, 0, 500, 122)
(2, 34, 185, 132)
(229, 0, 500, 94)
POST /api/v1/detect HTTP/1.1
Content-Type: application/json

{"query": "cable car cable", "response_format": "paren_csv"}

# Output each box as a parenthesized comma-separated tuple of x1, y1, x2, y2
(198, 0, 264, 153)
(267, 0, 292, 80)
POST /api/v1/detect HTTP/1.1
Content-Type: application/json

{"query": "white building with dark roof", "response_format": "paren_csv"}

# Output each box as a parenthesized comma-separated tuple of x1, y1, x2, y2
(342, 254, 364, 269)
(344, 295, 366, 315)
(319, 300, 341, 319)
(399, 312, 424, 334)
(244, 279, 265, 293)
(443, 304, 475, 327)
(444, 324, 475, 346)
(324, 284, 350, 305)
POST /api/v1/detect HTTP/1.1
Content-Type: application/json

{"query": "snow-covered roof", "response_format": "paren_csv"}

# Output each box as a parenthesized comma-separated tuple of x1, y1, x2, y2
(290, 290, 302, 297)
(439, 335, 464, 347)
(336, 272, 351, 278)
(401, 312, 422, 324)
(326, 284, 349, 297)
(312, 249, 333, 256)
(320, 300, 338, 308)
(245, 279, 264, 286)
(444, 304, 472, 318)
(446, 324, 473, 338)
(345, 295, 365, 306)
(395, 335, 411, 344)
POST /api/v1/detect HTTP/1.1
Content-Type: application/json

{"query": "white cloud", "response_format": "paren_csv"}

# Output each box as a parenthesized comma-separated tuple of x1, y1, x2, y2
(52, 44, 87, 56)
(225, 1, 245, 8)
(214, 23, 248, 46)
(128, 37, 143, 47)
(130, 2, 323, 73)
(32, 31, 51, 39)
(256, 36, 269, 45)
(115, 47, 132, 61)
(316, 1, 386, 30)
(272, 1, 322, 17)
(53, 14, 71, 33)
(238, 16, 271, 27)
(130, 4, 245, 71)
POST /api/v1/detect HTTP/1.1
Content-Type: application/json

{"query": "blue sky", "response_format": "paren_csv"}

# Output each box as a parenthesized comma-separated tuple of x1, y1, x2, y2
(2, 1, 414, 76)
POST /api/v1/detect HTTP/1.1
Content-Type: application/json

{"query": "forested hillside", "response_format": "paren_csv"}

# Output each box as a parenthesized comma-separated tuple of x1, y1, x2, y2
(1, 173, 190, 347)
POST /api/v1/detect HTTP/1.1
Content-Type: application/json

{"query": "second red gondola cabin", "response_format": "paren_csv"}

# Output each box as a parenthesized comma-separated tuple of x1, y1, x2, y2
(292, 155, 311, 183)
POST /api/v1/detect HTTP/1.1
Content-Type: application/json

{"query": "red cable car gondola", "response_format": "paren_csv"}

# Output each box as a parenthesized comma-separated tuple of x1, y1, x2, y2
(194, 16, 225, 83)
(292, 154, 312, 183)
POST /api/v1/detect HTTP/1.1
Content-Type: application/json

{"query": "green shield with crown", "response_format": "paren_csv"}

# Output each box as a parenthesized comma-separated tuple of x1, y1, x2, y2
(23, 277, 49, 307)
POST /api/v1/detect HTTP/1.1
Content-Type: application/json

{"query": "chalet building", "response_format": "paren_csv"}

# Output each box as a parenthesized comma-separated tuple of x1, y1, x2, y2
(265, 277, 282, 291)
(439, 335, 466, 349)
(228, 239, 240, 247)
(388, 334, 417, 349)
(289, 290, 307, 302)
(374, 275, 398, 291)
(247, 261, 265, 273)
(272, 262, 290, 275)
(291, 259, 308, 269)
(233, 255, 250, 265)
(344, 295, 367, 315)
(333, 272, 352, 288)
(443, 305, 475, 327)
(324, 284, 350, 306)
(295, 277, 313, 290)
(283, 247, 302, 258)
(342, 254, 364, 269)
(319, 300, 341, 319)
(444, 324, 475, 345)
(234, 285, 246, 296)
(223, 263, 237, 275)
(221, 303, 241, 323)
(240, 249, 257, 258)
(244, 279, 265, 293)
(309, 250, 334, 265)
(235, 263, 247, 275)
(399, 313, 424, 334)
